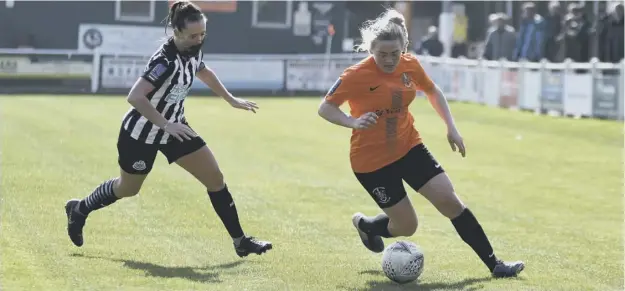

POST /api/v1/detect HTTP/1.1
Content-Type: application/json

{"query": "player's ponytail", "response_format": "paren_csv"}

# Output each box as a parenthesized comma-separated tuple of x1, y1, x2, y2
(388, 16, 405, 27)
(163, 1, 183, 35)
(162, 0, 204, 35)
(355, 8, 409, 53)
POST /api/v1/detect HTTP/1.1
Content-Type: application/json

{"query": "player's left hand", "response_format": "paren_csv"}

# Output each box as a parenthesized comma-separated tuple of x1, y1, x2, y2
(227, 96, 259, 113)
(447, 127, 466, 157)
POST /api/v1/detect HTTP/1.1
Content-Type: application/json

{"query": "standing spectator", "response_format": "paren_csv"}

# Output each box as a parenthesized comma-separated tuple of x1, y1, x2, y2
(514, 2, 546, 62)
(560, 3, 591, 63)
(597, 2, 624, 63)
(544, 1, 563, 62)
(488, 13, 498, 30)
(482, 13, 516, 61)
(416, 26, 444, 57)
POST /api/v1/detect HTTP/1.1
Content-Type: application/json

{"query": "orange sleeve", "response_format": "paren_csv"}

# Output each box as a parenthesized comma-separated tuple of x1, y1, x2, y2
(324, 71, 359, 106)
(408, 55, 437, 96)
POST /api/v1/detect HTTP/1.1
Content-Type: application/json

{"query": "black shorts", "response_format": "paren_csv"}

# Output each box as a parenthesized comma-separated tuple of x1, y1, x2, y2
(117, 126, 206, 175)
(354, 143, 445, 209)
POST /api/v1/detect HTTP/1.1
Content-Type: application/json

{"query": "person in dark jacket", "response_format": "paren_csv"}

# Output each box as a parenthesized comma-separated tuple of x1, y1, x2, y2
(482, 13, 516, 61)
(597, 3, 624, 63)
(559, 3, 591, 63)
(416, 26, 444, 57)
(543, 1, 563, 62)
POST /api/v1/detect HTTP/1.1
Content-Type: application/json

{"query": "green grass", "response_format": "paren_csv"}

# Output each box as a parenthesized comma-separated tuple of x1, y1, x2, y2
(0, 95, 622, 291)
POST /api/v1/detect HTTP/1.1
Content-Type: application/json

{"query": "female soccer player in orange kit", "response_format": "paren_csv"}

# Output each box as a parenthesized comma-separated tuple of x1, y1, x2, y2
(318, 8, 524, 278)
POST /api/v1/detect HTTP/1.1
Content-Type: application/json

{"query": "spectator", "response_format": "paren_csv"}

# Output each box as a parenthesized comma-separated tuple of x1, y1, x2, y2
(544, 1, 563, 62)
(482, 13, 516, 61)
(514, 2, 546, 62)
(559, 3, 591, 63)
(597, 2, 624, 63)
(416, 26, 444, 57)
(488, 13, 498, 29)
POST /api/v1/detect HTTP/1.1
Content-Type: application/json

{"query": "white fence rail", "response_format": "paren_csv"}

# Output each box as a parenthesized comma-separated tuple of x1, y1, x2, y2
(0, 48, 622, 120)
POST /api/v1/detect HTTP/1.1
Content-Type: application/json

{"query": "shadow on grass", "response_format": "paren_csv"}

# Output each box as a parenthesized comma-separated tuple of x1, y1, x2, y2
(70, 253, 245, 283)
(338, 269, 525, 291)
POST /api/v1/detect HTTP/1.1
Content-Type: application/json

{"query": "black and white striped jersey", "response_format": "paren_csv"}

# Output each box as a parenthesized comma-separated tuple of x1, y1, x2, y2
(121, 38, 206, 145)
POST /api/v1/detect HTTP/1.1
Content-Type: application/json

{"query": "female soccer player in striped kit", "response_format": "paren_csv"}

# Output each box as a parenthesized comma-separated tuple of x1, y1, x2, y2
(65, 0, 272, 257)
(317, 8, 524, 278)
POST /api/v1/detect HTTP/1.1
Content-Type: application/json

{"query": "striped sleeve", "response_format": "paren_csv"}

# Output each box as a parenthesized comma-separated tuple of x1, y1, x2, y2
(141, 56, 175, 87)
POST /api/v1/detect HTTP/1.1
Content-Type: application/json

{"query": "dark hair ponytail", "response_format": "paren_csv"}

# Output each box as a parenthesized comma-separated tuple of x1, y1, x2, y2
(163, 0, 204, 35)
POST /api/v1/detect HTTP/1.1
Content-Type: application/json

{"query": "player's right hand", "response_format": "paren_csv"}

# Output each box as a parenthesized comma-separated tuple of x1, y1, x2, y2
(351, 112, 379, 129)
(163, 122, 197, 142)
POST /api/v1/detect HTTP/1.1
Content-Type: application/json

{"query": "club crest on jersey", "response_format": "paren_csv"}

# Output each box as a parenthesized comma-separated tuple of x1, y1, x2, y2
(147, 63, 167, 82)
(401, 72, 412, 88)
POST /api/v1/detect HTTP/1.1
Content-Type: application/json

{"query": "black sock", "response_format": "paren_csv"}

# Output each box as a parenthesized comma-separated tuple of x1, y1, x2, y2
(207, 184, 245, 239)
(451, 208, 499, 271)
(77, 178, 120, 216)
(358, 213, 393, 238)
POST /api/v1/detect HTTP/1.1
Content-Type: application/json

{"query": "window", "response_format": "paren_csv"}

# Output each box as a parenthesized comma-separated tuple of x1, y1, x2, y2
(115, 0, 155, 23)
(252, 0, 292, 29)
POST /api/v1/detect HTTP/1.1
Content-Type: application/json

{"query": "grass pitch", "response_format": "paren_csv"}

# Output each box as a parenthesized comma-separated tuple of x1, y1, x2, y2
(0, 95, 622, 291)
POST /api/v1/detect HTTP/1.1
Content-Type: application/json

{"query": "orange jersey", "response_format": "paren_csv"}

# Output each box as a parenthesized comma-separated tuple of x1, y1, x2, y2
(324, 54, 437, 173)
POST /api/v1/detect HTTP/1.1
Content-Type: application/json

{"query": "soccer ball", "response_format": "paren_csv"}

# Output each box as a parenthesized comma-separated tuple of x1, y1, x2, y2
(381, 240, 424, 284)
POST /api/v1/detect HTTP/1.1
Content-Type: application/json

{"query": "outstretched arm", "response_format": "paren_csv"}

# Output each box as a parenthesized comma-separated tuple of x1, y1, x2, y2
(195, 65, 233, 101)
(196, 65, 258, 113)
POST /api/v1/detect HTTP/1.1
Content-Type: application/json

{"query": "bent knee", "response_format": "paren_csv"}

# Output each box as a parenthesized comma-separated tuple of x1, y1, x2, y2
(204, 171, 225, 192)
(437, 196, 466, 219)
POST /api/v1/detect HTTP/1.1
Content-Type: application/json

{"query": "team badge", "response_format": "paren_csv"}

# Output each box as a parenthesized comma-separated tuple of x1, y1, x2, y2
(401, 72, 412, 88)
(372, 187, 391, 204)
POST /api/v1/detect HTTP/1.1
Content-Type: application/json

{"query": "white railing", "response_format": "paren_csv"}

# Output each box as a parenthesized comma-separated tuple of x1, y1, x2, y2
(0, 48, 622, 120)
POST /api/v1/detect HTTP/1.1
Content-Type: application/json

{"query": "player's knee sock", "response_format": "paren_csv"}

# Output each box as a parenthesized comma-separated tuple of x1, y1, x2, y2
(77, 178, 120, 216)
(207, 184, 245, 241)
(451, 208, 498, 271)
(359, 213, 393, 238)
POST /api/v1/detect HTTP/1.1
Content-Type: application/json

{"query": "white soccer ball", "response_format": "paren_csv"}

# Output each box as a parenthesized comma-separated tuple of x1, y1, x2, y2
(381, 240, 425, 284)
